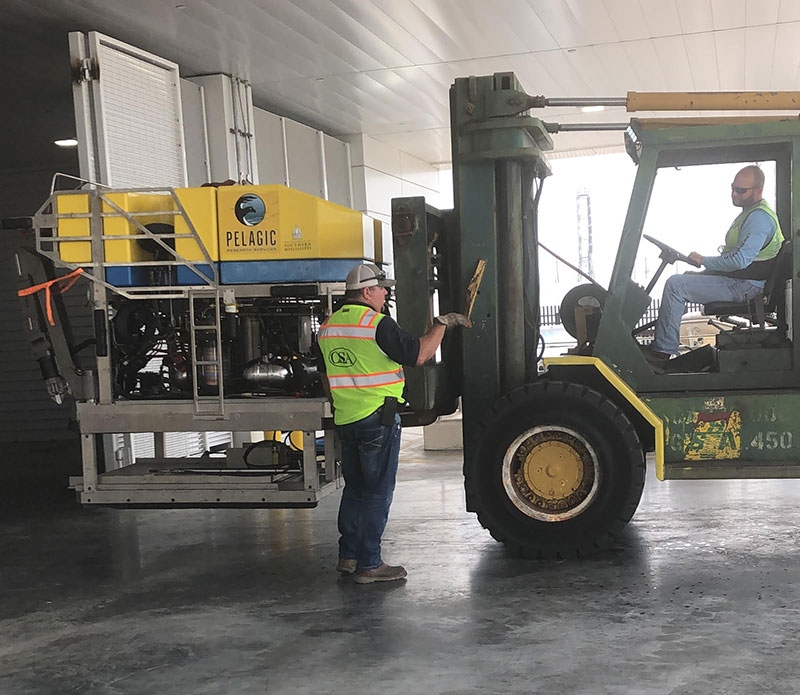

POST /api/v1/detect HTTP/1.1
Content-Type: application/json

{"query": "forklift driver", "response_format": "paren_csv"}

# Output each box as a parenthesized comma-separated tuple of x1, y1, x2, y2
(642, 165, 784, 365)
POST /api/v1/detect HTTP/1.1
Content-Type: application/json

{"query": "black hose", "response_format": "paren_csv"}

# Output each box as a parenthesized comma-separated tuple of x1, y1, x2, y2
(242, 439, 300, 472)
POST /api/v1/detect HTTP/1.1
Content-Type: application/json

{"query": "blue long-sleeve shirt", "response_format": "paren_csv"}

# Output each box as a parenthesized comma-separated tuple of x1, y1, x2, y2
(702, 208, 777, 275)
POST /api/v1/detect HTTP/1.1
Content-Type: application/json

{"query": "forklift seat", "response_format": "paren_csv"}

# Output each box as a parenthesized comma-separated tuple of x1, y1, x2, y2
(702, 240, 792, 327)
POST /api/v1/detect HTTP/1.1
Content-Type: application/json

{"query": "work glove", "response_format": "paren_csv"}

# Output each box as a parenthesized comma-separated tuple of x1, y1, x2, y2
(434, 313, 472, 328)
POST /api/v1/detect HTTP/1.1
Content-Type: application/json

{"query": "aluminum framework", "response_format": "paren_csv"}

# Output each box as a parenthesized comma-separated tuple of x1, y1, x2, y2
(71, 397, 340, 507)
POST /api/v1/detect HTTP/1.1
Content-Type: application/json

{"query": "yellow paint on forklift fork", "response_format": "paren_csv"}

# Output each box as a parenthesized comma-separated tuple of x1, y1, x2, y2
(543, 356, 665, 480)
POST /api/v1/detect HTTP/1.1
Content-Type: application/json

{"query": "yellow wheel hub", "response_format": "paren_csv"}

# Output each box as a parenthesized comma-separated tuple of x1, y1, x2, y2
(502, 426, 599, 521)
(523, 440, 584, 501)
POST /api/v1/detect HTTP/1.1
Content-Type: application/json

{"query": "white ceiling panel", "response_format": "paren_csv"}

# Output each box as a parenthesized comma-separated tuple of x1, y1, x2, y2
(623, 40, 669, 92)
(412, 0, 531, 56)
(652, 36, 694, 91)
(778, 1, 800, 22)
(287, 0, 415, 69)
(591, 43, 641, 93)
(368, 67, 451, 116)
(675, 0, 714, 34)
(370, 0, 467, 62)
(745, 24, 778, 90)
(249, 3, 384, 76)
(527, 0, 594, 47)
(564, 46, 618, 95)
(711, 0, 746, 31)
(770, 23, 800, 89)
(714, 29, 747, 91)
(501, 0, 562, 52)
(601, 0, 651, 41)
(6, 0, 800, 173)
(564, 0, 621, 43)
(534, 50, 593, 94)
(329, 0, 442, 64)
(746, 0, 780, 25)
(639, 0, 683, 37)
(683, 32, 720, 89)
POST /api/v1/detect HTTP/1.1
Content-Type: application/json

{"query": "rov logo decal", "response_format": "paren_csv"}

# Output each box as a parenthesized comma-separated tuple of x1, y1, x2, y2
(292, 225, 302, 239)
(234, 194, 266, 226)
(329, 348, 356, 367)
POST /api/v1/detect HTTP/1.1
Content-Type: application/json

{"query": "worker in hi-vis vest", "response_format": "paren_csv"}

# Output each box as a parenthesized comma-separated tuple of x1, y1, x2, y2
(317, 262, 470, 584)
(643, 164, 784, 366)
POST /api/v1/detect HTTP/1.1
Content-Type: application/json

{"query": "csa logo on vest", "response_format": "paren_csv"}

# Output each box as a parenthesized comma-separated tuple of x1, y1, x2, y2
(329, 348, 356, 367)
(234, 194, 266, 226)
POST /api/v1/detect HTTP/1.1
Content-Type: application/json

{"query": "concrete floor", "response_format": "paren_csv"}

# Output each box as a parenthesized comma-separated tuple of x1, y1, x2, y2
(2, 431, 800, 695)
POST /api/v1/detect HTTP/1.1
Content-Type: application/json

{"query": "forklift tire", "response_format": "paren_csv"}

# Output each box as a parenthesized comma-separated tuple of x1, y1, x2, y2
(464, 380, 645, 559)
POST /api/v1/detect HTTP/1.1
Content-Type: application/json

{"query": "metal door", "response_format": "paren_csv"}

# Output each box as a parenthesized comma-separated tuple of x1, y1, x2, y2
(69, 31, 188, 187)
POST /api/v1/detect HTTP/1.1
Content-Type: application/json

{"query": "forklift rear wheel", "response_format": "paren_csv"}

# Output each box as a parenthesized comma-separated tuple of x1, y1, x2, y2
(465, 380, 645, 559)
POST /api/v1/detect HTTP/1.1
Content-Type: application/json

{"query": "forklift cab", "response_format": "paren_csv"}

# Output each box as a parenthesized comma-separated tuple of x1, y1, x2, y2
(582, 118, 798, 392)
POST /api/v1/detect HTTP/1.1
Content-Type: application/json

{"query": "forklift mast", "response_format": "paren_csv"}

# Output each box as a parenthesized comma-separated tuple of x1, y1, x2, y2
(393, 73, 553, 433)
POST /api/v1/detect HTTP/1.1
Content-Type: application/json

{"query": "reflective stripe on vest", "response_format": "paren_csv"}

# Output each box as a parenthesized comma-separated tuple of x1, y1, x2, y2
(316, 326, 377, 339)
(326, 368, 405, 389)
(723, 199, 784, 261)
(318, 304, 405, 425)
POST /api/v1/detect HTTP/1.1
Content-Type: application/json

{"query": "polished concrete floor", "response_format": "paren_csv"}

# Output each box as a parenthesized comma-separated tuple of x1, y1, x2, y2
(2, 431, 800, 694)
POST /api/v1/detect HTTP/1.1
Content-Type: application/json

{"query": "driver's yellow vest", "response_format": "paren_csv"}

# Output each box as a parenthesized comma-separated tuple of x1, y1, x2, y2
(722, 199, 783, 261)
(317, 304, 405, 425)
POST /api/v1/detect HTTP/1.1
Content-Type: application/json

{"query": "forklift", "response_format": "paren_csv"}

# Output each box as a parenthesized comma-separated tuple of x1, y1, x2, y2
(392, 73, 800, 558)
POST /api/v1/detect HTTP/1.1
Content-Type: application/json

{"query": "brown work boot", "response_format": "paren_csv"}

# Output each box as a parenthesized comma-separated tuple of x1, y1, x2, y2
(353, 563, 407, 584)
(336, 558, 357, 575)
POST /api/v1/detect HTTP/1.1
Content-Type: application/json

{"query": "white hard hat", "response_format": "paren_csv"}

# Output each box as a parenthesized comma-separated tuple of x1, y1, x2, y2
(345, 262, 395, 290)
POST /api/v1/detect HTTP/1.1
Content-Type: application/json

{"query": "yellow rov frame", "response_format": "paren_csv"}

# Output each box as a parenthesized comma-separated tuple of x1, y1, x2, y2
(37, 183, 385, 297)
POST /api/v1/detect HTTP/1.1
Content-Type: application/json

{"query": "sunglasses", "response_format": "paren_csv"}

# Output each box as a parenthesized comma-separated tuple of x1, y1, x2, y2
(731, 184, 757, 194)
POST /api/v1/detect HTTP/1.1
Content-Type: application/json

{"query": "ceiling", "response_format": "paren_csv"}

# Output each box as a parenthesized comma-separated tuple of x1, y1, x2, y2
(6, 0, 800, 172)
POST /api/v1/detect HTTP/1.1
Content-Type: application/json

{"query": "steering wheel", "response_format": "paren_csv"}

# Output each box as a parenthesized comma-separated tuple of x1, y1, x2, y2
(643, 234, 701, 268)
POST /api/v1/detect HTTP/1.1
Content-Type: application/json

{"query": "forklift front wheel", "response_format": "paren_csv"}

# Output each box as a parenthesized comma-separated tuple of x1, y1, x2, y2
(465, 380, 646, 558)
(501, 424, 600, 522)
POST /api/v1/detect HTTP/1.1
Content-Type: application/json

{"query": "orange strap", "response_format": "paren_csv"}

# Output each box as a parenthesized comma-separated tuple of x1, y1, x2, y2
(18, 268, 84, 326)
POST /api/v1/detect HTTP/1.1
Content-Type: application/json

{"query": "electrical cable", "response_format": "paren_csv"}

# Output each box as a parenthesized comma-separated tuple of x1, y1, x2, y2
(242, 438, 300, 473)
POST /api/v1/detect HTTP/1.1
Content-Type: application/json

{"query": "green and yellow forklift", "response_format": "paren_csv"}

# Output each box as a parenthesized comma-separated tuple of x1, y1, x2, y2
(392, 74, 800, 558)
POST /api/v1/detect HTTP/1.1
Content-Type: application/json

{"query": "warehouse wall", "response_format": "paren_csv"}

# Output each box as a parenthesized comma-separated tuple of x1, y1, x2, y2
(253, 107, 352, 207)
(345, 134, 443, 271)
(346, 134, 443, 225)
(0, 162, 88, 443)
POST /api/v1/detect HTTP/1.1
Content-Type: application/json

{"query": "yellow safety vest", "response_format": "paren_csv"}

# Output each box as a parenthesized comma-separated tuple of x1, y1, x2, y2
(722, 199, 783, 261)
(317, 304, 405, 425)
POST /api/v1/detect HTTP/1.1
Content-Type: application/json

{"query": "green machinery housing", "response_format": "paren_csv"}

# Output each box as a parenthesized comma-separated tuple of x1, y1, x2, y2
(392, 72, 800, 558)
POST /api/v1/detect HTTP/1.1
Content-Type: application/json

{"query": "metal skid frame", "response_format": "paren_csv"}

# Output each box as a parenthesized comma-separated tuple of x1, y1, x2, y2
(71, 397, 340, 507)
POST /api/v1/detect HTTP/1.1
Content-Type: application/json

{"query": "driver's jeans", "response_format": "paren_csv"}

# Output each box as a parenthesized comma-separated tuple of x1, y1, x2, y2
(651, 273, 764, 355)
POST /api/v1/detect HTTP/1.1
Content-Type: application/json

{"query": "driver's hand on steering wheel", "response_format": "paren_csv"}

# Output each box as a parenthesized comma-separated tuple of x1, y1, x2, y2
(688, 251, 704, 265)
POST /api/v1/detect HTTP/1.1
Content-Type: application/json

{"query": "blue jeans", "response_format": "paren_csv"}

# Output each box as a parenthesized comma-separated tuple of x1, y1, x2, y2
(336, 410, 402, 570)
(652, 272, 764, 355)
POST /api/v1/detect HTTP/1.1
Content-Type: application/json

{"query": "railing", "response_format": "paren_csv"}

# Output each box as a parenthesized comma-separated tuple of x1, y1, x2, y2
(540, 299, 703, 328)
(32, 187, 219, 301)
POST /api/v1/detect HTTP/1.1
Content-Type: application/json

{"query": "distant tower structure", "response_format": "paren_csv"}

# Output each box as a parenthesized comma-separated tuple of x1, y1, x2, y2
(576, 187, 594, 282)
